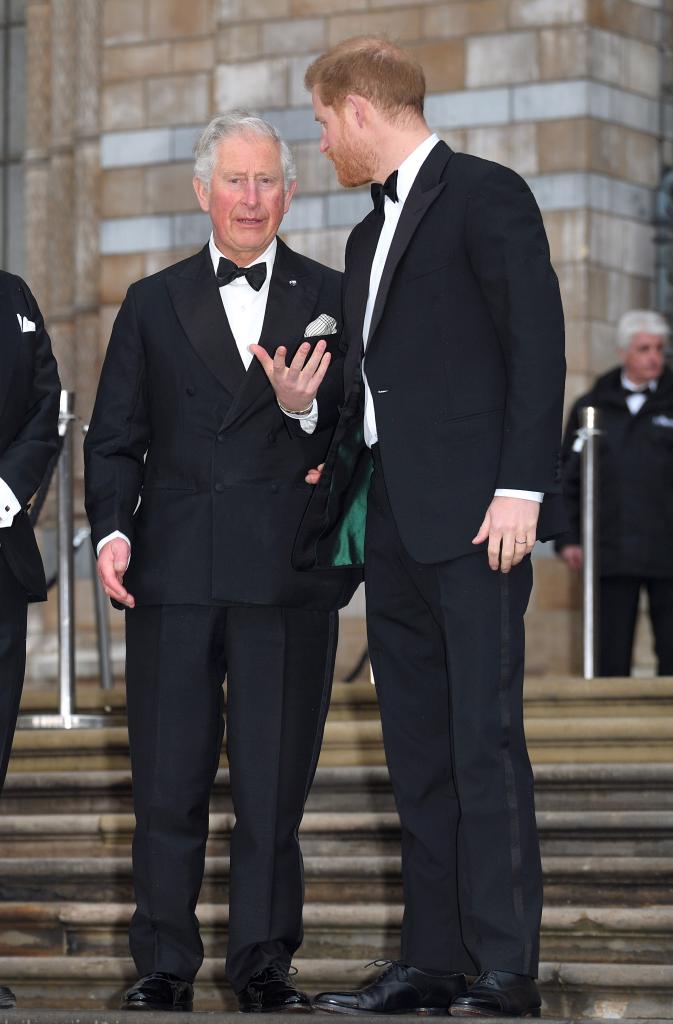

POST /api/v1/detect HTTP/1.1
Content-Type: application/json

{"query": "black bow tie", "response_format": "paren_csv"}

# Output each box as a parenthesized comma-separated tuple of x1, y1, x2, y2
(216, 257, 267, 292)
(623, 384, 650, 395)
(371, 171, 399, 214)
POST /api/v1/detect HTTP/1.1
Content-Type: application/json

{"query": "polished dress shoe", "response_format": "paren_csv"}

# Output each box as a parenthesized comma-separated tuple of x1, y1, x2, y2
(238, 963, 312, 1013)
(314, 961, 466, 1015)
(0, 986, 16, 1009)
(121, 972, 194, 1011)
(450, 971, 541, 1017)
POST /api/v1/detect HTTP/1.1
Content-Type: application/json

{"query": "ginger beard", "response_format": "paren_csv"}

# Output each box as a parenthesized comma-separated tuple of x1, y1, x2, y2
(326, 109, 378, 189)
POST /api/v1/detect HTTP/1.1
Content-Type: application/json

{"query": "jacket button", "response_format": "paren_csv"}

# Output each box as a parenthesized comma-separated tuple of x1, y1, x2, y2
(216, 434, 224, 444)
(185, 386, 195, 396)
(270, 483, 279, 494)
(214, 483, 224, 493)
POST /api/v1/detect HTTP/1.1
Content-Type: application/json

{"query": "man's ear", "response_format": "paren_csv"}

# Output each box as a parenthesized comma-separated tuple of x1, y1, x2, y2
(345, 94, 369, 128)
(193, 176, 210, 213)
(283, 179, 298, 214)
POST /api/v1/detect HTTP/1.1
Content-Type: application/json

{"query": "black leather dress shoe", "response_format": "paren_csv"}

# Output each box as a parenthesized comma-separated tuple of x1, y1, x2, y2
(0, 986, 16, 1009)
(314, 961, 467, 1015)
(238, 964, 312, 1013)
(450, 971, 541, 1017)
(121, 972, 194, 1011)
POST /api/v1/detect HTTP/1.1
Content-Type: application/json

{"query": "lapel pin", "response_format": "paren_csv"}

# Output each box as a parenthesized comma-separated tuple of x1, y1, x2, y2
(289, 279, 297, 287)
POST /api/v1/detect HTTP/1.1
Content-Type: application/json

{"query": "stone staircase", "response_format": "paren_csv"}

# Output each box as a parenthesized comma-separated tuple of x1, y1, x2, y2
(1, 678, 672, 1018)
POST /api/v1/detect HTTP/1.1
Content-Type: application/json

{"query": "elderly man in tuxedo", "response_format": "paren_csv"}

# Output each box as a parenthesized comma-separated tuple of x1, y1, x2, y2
(256, 38, 566, 1018)
(0, 270, 60, 1010)
(84, 112, 358, 1013)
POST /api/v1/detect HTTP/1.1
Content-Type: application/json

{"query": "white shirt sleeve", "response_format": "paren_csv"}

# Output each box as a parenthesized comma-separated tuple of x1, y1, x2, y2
(0, 478, 22, 529)
(278, 399, 319, 435)
(96, 531, 131, 565)
(494, 488, 544, 503)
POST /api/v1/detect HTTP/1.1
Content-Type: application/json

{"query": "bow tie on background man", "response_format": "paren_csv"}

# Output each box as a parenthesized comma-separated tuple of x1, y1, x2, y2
(216, 256, 267, 292)
(371, 170, 399, 214)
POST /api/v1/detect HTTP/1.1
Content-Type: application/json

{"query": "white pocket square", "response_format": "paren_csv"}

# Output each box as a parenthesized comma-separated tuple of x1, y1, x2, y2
(16, 314, 36, 333)
(304, 314, 338, 338)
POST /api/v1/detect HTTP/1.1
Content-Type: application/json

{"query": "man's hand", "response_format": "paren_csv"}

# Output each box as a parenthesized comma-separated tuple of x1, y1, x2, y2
(249, 339, 331, 413)
(560, 544, 583, 571)
(97, 537, 135, 608)
(472, 495, 540, 573)
(305, 463, 324, 485)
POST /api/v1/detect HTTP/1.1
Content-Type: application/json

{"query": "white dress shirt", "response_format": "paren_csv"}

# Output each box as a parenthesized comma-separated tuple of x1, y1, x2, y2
(622, 371, 657, 415)
(0, 478, 21, 529)
(97, 235, 316, 558)
(362, 134, 542, 504)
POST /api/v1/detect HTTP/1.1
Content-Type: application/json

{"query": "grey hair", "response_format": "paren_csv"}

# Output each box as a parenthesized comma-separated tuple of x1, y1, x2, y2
(193, 110, 297, 192)
(617, 309, 670, 350)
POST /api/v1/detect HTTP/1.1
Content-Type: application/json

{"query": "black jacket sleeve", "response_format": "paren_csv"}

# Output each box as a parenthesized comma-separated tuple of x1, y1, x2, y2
(83, 285, 150, 550)
(466, 164, 566, 494)
(0, 278, 60, 505)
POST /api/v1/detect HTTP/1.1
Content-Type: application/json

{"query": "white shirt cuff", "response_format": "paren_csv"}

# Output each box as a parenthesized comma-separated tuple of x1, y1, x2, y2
(97, 530, 131, 566)
(494, 488, 544, 503)
(279, 398, 318, 435)
(0, 478, 21, 528)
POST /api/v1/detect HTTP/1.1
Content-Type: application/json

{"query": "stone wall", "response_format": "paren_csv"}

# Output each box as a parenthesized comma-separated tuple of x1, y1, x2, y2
(26, 0, 673, 675)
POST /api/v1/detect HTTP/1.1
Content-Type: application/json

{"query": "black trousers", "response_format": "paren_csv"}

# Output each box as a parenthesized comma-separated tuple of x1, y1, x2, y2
(125, 603, 338, 992)
(365, 452, 541, 977)
(599, 575, 673, 677)
(0, 551, 28, 790)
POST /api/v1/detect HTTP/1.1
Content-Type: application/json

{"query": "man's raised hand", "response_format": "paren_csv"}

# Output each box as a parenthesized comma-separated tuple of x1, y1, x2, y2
(97, 537, 135, 608)
(249, 339, 331, 413)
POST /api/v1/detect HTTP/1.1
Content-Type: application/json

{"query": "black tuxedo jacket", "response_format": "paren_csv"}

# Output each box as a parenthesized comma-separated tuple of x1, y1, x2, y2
(296, 142, 566, 569)
(84, 239, 360, 610)
(0, 271, 61, 600)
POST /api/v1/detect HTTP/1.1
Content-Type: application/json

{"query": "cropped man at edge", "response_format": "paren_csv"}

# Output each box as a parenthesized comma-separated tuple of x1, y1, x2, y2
(557, 310, 673, 676)
(253, 38, 566, 1018)
(84, 112, 359, 1014)
(0, 270, 60, 1010)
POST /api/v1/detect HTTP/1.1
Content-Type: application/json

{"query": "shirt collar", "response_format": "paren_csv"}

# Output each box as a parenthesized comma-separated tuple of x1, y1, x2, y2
(208, 232, 277, 279)
(621, 371, 658, 393)
(394, 133, 440, 206)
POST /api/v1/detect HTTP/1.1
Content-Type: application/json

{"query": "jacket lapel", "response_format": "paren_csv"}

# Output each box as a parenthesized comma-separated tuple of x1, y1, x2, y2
(220, 238, 320, 429)
(366, 141, 453, 350)
(165, 244, 247, 397)
(343, 210, 384, 389)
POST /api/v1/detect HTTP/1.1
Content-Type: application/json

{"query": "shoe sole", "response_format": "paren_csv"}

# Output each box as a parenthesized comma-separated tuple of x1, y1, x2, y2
(315, 1005, 451, 1016)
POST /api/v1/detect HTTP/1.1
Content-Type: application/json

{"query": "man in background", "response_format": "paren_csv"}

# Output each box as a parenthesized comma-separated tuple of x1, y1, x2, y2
(0, 269, 61, 1010)
(557, 309, 672, 676)
(85, 112, 358, 1013)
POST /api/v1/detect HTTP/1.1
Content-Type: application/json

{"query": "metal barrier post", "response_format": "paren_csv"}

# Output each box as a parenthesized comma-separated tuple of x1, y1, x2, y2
(580, 406, 600, 679)
(57, 390, 76, 724)
(17, 394, 125, 730)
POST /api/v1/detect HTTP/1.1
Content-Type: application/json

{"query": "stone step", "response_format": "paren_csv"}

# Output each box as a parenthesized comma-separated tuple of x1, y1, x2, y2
(19, 677, 673, 720)
(9, 716, 673, 772)
(0, 854, 670, 906)
(0, 1015, 657, 1024)
(1, 901, 670, 965)
(0, 956, 671, 1018)
(0, 809, 671, 858)
(18, 682, 380, 722)
(3, 763, 673, 815)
